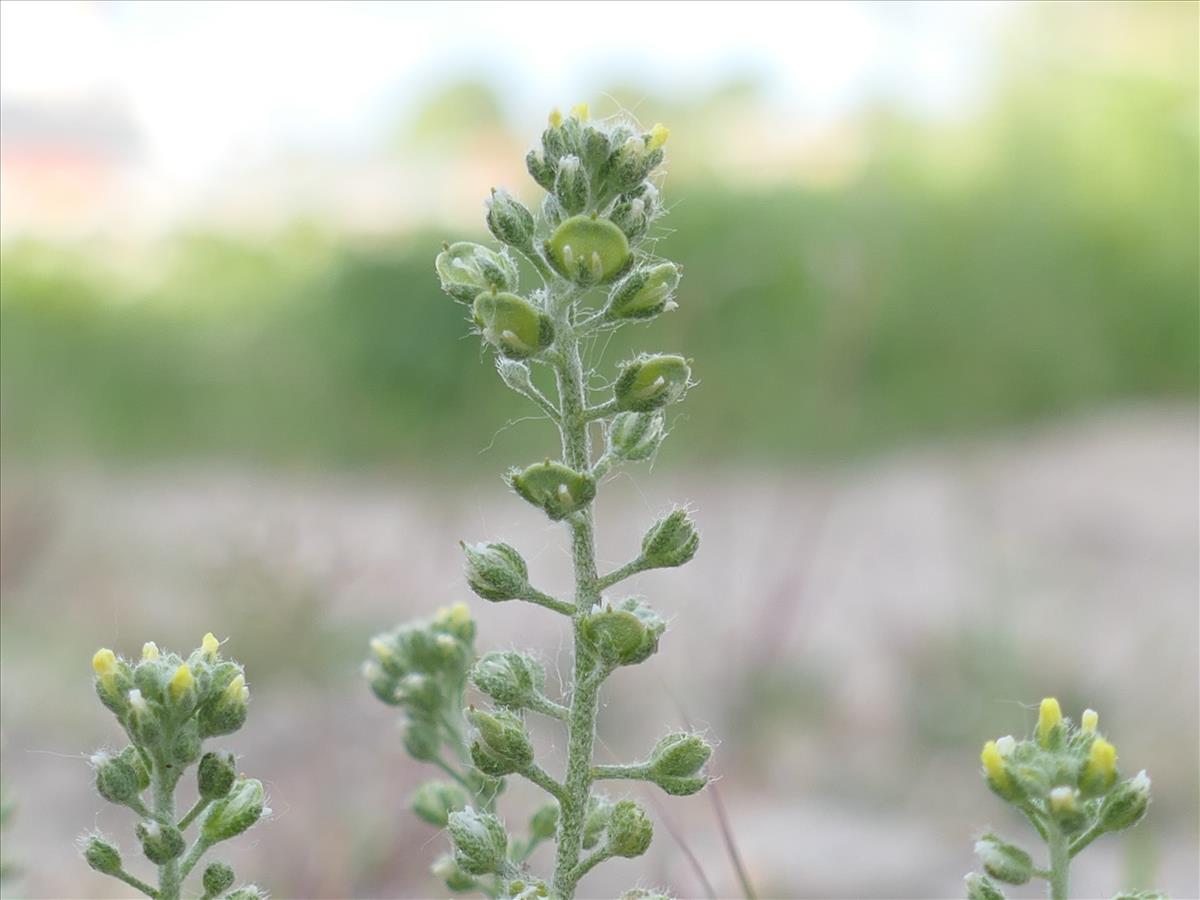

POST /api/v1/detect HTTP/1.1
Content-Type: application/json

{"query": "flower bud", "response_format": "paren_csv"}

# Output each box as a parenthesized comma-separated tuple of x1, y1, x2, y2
(544, 215, 630, 285)
(471, 650, 545, 708)
(608, 134, 666, 193)
(117, 745, 151, 792)
(1048, 786, 1087, 834)
(92, 648, 132, 715)
(93, 752, 142, 806)
(526, 149, 557, 191)
(432, 852, 478, 892)
(136, 820, 185, 864)
(141, 642, 160, 661)
(198, 751, 238, 800)
(447, 808, 508, 876)
(607, 411, 665, 462)
(363, 660, 401, 706)
(649, 732, 712, 779)
(964, 872, 1006, 900)
(83, 835, 122, 875)
(411, 780, 467, 828)
(486, 188, 536, 252)
(980, 740, 1019, 801)
(203, 861, 236, 896)
(466, 707, 534, 776)
(973, 834, 1032, 886)
(473, 292, 555, 360)
(167, 664, 196, 711)
(606, 799, 652, 858)
(614, 354, 691, 412)
(540, 193, 565, 229)
(1037, 697, 1063, 748)
(1080, 737, 1118, 797)
(170, 721, 203, 767)
(554, 155, 589, 215)
(1080, 708, 1099, 733)
(508, 460, 596, 521)
(403, 717, 442, 763)
(581, 598, 665, 667)
(125, 688, 163, 746)
(582, 125, 611, 173)
(202, 777, 266, 845)
(529, 802, 559, 842)
(606, 264, 680, 320)
(582, 795, 613, 849)
(641, 507, 699, 569)
(434, 602, 477, 644)
(436, 241, 519, 303)
(201, 631, 220, 660)
(461, 542, 530, 601)
(1099, 770, 1151, 832)
(198, 672, 249, 737)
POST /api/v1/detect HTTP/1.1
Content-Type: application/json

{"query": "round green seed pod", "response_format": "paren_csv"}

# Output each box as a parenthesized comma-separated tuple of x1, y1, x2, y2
(544, 215, 630, 285)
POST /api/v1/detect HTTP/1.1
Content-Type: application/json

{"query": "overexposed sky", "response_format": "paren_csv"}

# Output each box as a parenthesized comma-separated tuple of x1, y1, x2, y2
(1, 0, 1013, 186)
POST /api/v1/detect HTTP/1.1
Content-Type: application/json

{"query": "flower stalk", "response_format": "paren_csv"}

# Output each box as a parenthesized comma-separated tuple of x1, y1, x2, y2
(367, 104, 711, 900)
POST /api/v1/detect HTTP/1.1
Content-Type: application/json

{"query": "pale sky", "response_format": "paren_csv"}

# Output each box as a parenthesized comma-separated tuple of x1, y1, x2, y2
(1, 0, 1013, 188)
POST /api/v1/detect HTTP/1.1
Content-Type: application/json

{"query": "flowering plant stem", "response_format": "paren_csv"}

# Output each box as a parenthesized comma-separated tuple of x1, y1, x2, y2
(370, 103, 713, 900)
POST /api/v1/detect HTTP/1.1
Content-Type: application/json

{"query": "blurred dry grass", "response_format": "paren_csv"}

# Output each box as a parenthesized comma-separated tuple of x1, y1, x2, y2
(1, 405, 1196, 899)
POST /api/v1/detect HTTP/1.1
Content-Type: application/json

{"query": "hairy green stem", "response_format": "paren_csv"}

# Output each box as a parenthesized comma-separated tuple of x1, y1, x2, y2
(151, 760, 181, 900)
(1047, 822, 1070, 900)
(113, 866, 160, 898)
(550, 328, 604, 900)
(591, 763, 650, 782)
(176, 796, 209, 831)
(596, 557, 650, 592)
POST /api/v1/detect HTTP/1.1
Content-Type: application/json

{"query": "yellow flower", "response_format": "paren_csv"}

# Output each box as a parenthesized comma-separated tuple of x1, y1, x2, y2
(1084, 737, 1117, 785)
(92, 648, 118, 680)
(647, 123, 670, 151)
(201, 632, 220, 658)
(548, 108, 563, 129)
(570, 102, 590, 122)
(980, 740, 1008, 788)
(222, 674, 249, 708)
(168, 664, 195, 701)
(1037, 697, 1062, 746)
(141, 642, 160, 661)
(1080, 708, 1099, 733)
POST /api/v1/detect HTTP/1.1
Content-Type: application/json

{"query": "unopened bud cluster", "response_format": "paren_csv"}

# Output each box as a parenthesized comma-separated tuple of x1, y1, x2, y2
(967, 698, 1157, 900)
(83, 635, 266, 900)
(373, 102, 705, 899)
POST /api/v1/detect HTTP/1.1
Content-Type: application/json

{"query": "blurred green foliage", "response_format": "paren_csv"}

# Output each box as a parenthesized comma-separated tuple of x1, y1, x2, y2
(2, 4, 1195, 470)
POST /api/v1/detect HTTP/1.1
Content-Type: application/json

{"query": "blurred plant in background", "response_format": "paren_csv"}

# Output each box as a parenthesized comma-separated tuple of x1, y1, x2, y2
(968, 699, 1159, 900)
(82, 636, 266, 900)
(1, 3, 1195, 471)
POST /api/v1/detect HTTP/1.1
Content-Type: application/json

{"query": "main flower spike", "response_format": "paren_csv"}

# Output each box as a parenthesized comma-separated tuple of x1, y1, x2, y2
(81, 635, 267, 900)
(372, 104, 709, 899)
(966, 698, 1157, 900)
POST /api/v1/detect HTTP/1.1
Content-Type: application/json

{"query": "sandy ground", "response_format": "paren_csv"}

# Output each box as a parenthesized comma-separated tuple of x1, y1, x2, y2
(1, 405, 1197, 899)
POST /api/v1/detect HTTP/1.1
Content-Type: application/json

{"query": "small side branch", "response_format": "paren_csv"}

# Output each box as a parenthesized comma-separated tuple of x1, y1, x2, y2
(1069, 822, 1105, 858)
(527, 693, 570, 721)
(583, 400, 618, 422)
(571, 847, 614, 882)
(596, 557, 650, 592)
(176, 796, 210, 831)
(177, 837, 210, 880)
(110, 868, 159, 899)
(520, 589, 575, 617)
(590, 762, 650, 782)
(519, 762, 567, 803)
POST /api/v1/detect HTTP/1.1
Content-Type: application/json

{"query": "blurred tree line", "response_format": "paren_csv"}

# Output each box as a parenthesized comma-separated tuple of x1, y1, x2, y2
(2, 2, 1195, 470)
